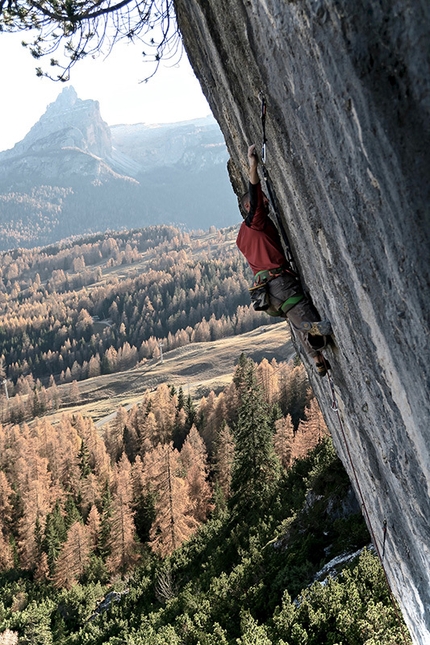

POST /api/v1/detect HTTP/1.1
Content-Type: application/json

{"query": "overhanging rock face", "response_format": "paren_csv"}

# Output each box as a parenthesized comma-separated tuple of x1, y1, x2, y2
(175, 0, 430, 642)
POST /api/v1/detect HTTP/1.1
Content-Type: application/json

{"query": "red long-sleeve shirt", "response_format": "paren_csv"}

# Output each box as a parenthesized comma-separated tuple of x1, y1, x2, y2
(236, 181, 286, 275)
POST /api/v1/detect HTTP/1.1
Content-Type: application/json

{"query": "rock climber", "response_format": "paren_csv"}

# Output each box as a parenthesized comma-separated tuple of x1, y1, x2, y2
(236, 144, 332, 376)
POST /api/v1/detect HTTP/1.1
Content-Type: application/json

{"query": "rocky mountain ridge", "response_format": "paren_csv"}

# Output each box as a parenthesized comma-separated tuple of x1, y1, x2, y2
(0, 87, 237, 250)
(1, 86, 112, 161)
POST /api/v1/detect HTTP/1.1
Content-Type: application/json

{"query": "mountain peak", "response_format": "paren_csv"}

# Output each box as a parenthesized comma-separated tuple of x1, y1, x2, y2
(2, 86, 111, 160)
(47, 86, 79, 112)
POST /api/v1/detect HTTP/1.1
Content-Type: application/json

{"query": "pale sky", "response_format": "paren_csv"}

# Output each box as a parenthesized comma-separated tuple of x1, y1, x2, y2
(0, 31, 212, 152)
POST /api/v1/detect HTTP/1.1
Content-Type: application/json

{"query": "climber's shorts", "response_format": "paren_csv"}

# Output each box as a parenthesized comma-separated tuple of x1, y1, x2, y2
(265, 274, 304, 316)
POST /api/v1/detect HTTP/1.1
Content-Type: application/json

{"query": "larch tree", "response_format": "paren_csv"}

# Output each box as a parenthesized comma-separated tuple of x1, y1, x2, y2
(144, 442, 197, 556)
(79, 472, 103, 517)
(151, 384, 177, 445)
(40, 417, 81, 498)
(105, 405, 128, 463)
(0, 471, 14, 571)
(256, 358, 279, 406)
(303, 397, 329, 443)
(138, 409, 159, 453)
(0, 530, 14, 572)
(53, 521, 91, 589)
(213, 422, 235, 502)
(273, 414, 295, 470)
(34, 551, 50, 582)
(180, 425, 213, 523)
(69, 380, 80, 404)
(88, 354, 101, 378)
(106, 454, 139, 575)
(86, 504, 101, 551)
(74, 414, 111, 480)
(198, 390, 224, 454)
(292, 397, 329, 462)
(0, 470, 13, 533)
(15, 436, 53, 569)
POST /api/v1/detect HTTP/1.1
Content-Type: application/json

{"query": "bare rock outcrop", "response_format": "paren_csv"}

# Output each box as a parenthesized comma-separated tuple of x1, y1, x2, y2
(175, 1, 430, 642)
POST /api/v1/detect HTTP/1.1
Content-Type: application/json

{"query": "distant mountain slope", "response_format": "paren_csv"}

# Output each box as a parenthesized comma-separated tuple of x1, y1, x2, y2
(0, 88, 237, 251)
(42, 323, 293, 426)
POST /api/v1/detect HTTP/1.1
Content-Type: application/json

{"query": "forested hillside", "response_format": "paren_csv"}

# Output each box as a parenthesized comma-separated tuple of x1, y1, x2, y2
(0, 355, 409, 644)
(0, 225, 275, 424)
(0, 225, 411, 643)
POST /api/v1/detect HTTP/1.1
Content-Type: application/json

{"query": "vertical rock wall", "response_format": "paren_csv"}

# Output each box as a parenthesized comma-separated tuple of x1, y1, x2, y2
(175, 1, 430, 642)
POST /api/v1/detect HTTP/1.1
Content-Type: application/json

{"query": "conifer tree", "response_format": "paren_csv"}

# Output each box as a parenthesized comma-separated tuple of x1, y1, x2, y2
(131, 455, 156, 543)
(105, 406, 128, 463)
(198, 390, 225, 453)
(88, 354, 101, 378)
(180, 425, 213, 522)
(16, 447, 52, 569)
(43, 501, 67, 575)
(86, 504, 101, 551)
(177, 386, 185, 410)
(74, 414, 110, 480)
(0, 470, 13, 532)
(230, 357, 281, 517)
(273, 414, 294, 470)
(172, 406, 187, 450)
(292, 397, 329, 461)
(48, 378, 61, 410)
(34, 551, 50, 582)
(144, 442, 197, 556)
(78, 439, 92, 478)
(184, 394, 197, 430)
(0, 530, 14, 571)
(151, 383, 177, 444)
(278, 362, 310, 428)
(107, 454, 139, 574)
(64, 495, 82, 529)
(256, 357, 279, 406)
(98, 483, 113, 561)
(213, 422, 235, 501)
(69, 380, 80, 404)
(53, 521, 91, 589)
(139, 410, 159, 452)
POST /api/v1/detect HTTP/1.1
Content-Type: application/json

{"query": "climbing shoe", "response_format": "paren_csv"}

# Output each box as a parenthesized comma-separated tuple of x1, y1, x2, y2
(315, 356, 331, 377)
(302, 320, 333, 337)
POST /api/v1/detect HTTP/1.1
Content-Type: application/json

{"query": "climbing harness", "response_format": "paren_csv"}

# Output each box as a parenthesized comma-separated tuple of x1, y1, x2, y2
(258, 93, 298, 275)
(319, 354, 411, 644)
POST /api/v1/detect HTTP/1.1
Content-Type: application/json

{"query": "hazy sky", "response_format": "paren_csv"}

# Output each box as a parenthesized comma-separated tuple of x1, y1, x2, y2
(0, 31, 212, 152)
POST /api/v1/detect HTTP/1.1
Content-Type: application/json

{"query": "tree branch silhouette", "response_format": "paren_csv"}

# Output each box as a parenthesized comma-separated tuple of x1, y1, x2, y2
(0, 0, 180, 81)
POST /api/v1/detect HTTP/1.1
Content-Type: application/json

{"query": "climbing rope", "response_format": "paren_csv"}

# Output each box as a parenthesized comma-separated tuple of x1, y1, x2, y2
(320, 355, 411, 644)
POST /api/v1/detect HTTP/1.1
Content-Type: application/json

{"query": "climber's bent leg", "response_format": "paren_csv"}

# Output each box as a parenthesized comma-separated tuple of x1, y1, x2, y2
(265, 275, 332, 364)
(286, 297, 331, 359)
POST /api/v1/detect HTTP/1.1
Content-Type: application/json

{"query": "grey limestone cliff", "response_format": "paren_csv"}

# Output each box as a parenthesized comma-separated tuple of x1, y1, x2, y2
(175, 0, 430, 642)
